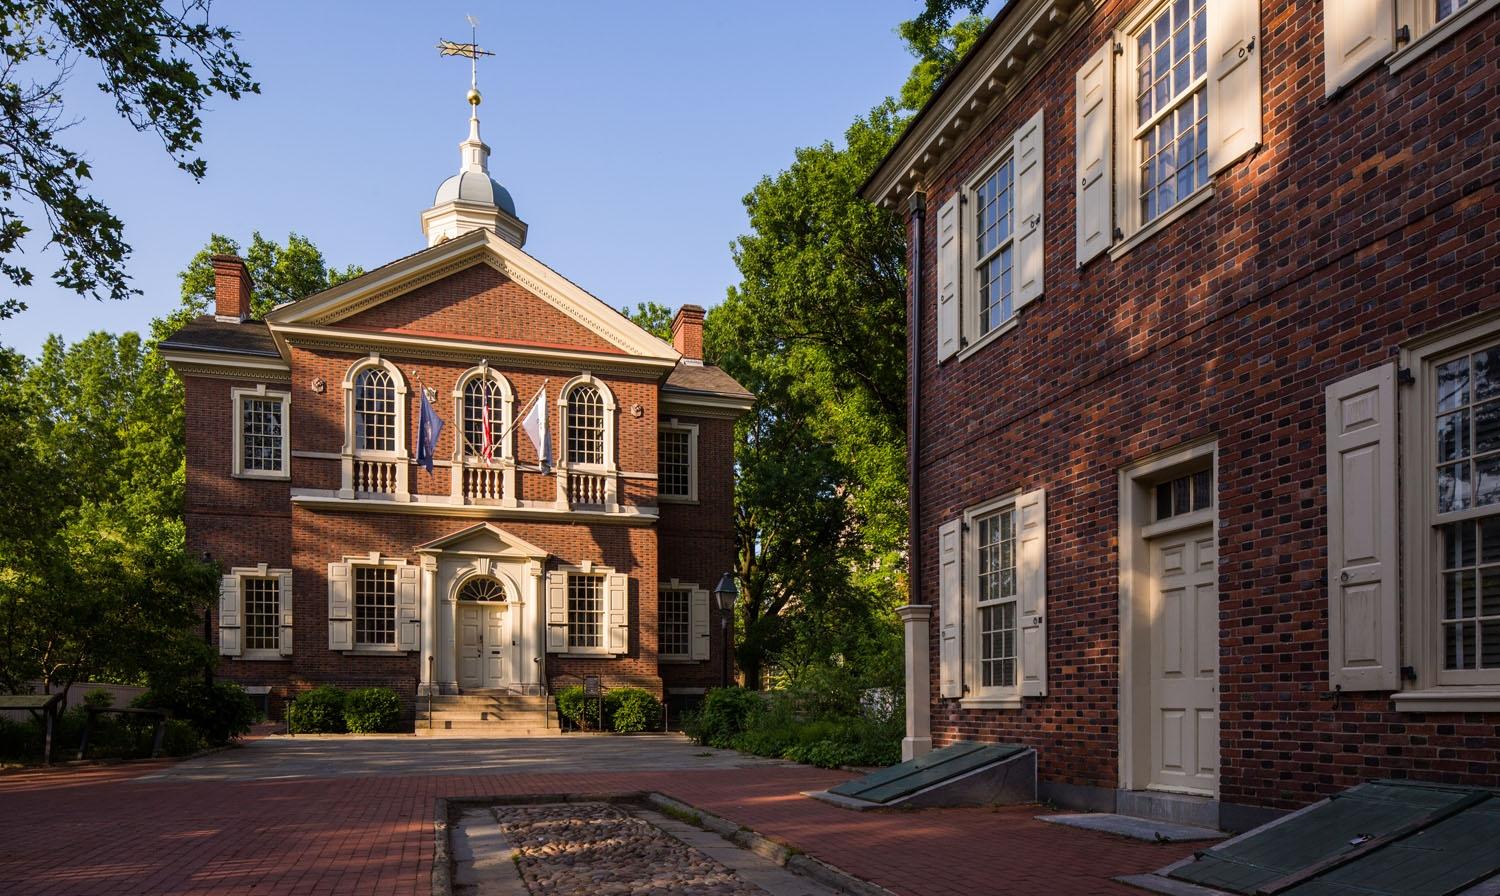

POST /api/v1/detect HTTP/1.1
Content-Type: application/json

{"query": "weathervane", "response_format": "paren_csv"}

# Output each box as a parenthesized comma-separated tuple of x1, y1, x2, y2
(437, 15, 495, 109)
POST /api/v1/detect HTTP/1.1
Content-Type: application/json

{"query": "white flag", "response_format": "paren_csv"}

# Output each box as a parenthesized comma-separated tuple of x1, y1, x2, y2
(522, 387, 552, 473)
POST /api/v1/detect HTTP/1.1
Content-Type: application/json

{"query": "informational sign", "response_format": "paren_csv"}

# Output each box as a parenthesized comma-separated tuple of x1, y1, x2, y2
(583, 675, 601, 697)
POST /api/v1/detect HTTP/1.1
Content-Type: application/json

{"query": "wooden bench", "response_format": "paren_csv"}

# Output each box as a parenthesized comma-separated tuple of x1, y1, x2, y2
(0, 694, 64, 763)
(76, 706, 171, 760)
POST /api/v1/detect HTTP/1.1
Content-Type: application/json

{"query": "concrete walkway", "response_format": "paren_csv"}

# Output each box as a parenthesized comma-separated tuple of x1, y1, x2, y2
(0, 735, 1195, 896)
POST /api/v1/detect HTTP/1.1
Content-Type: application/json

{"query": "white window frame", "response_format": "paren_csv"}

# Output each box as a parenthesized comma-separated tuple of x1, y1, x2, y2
(1112, 0, 1214, 253)
(339, 353, 410, 500)
(350, 561, 400, 651)
(1391, 0, 1500, 73)
(555, 373, 620, 510)
(963, 145, 1019, 355)
(231, 385, 290, 480)
(226, 564, 292, 660)
(547, 560, 627, 657)
(657, 420, 699, 503)
(450, 365, 516, 506)
(1399, 311, 1500, 707)
(658, 581, 693, 660)
(962, 494, 1023, 707)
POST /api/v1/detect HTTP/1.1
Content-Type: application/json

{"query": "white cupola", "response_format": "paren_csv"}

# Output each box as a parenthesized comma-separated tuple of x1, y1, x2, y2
(421, 86, 527, 248)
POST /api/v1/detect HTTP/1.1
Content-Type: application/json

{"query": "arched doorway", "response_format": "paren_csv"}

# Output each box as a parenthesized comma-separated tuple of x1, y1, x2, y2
(455, 576, 512, 691)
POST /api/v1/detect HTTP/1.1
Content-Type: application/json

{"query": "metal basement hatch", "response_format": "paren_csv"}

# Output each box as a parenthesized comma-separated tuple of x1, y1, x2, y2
(807, 741, 1037, 810)
(1120, 780, 1500, 896)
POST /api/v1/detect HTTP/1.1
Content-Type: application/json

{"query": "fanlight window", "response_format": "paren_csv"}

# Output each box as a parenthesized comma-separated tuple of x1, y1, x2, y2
(457, 577, 506, 603)
(354, 368, 397, 452)
(462, 378, 505, 459)
(567, 384, 605, 465)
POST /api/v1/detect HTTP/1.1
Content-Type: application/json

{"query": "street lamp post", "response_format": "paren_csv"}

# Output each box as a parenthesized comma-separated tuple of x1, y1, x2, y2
(712, 573, 737, 689)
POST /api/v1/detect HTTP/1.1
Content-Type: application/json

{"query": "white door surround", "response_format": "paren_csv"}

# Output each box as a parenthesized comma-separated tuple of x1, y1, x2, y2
(415, 523, 549, 696)
(1119, 441, 1220, 800)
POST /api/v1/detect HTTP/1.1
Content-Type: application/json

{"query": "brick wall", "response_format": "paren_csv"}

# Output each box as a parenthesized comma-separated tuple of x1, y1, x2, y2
(908, 2, 1500, 811)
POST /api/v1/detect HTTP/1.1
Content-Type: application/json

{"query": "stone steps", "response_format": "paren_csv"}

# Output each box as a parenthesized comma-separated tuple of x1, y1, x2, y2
(412, 719, 558, 736)
(412, 691, 559, 736)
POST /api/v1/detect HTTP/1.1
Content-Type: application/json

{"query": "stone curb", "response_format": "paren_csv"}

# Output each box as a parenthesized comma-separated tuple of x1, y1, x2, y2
(645, 793, 898, 896)
(432, 791, 896, 896)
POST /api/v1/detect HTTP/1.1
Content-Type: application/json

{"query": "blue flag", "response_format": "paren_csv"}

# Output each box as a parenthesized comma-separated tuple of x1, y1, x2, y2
(416, 389, 444, 473)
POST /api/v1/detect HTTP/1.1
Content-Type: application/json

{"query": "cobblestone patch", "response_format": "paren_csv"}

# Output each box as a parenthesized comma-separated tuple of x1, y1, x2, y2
(491, 802, 767, 895)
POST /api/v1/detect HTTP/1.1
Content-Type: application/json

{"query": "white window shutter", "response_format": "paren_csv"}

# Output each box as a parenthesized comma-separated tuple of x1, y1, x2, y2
(1207, 0, 1263, 174)
(396, 565, 420, 652)
(218, 575, 241, 657)
(1324, 0, 1393, 97)
(545, 571, 567, 653)
(1326, 364, 1399, 692)
(1013, 108, 1045, 310)
(1016, 489, 1048, 697)
(1075, 41, 1114, 266)
(607, 573, 630, 653)
(328, 562, 352, 651)
(690, 588, 711, 661)
(938, 518, 963, 698)
(935, 194, 962, 362)
(278, 571, 294, 657)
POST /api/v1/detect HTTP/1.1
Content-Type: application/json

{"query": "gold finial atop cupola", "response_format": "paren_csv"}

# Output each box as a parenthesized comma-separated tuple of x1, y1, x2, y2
(427, 17, 526, 248)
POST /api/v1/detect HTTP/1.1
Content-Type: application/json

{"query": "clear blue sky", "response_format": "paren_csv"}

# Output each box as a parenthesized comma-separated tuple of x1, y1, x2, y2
(0, 0, 926, 357)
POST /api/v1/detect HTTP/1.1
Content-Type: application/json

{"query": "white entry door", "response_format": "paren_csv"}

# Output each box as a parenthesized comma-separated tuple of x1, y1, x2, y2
(1148, 526, 1219, 794)
(457, 604, 509, 690)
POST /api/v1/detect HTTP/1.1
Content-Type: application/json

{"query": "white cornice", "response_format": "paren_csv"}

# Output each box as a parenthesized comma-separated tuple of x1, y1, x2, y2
(290, 490, 660, 526)
(161, 350, 291, 383)
(862, 0, 1089, 207)
(271, 323, 677, 376)
(265, 228, 680, 363)
(660, 391, 754, 418)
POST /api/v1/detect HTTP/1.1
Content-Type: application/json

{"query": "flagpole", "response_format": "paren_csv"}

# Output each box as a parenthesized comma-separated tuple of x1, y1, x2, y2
(493, 378, 549, 445)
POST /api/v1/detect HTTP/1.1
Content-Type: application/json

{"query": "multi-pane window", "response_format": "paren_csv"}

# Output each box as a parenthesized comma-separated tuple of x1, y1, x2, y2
(566, 385, 605, 465)
(1134, 0, 1208, 224)
(975, 508, 1018, 690)
(1437, 0, 1476, 20)
(972, 157, 1015, 337)
(1155, 469, 1213, 521)
(1435, 341, 1500, 673)
(355, 368, 397, 452)
(660, 587, 691, 657)
(567, 573, 604, 649)
(659, 428, 692, 498)
(353, 566, 396, 646)
(243, 577, 281, 652)
(241, 397, 285, 473)
(462, 377, 504, 459)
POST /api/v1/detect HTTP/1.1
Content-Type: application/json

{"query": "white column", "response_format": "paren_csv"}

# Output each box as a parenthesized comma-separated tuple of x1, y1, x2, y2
(530, 561, 546, 694)
(440, 563, 459, 693)
(897, 604, 933, 761)
(419, 555, 438, 695)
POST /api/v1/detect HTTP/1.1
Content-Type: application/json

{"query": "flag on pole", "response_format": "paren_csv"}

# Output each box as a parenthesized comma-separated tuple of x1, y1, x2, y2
(416, 388, 444, 473)
(522, 387, 552, 473)
(480, 383, 497, 464)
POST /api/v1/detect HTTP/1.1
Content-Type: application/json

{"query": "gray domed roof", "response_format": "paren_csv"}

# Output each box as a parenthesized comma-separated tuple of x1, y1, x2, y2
(434, 170, 516, 217)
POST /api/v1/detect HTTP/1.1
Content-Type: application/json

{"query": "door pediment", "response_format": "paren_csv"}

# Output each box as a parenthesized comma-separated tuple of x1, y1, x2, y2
(415, 522, 548, 560)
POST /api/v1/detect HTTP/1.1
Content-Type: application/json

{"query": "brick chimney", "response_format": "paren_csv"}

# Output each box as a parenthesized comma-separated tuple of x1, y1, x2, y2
(211, 254, 253, 322)
(671, 304, 705, 362)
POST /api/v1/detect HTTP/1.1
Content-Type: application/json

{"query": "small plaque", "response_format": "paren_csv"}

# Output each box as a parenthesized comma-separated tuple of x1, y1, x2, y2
(583, 675, 602, 697)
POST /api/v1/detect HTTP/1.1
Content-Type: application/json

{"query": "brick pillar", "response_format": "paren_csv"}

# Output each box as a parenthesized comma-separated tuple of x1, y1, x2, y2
(211, 255, 253, 322)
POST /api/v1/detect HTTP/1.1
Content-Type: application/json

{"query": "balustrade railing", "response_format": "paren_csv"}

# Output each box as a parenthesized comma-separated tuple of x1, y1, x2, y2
(353, 459, 398, 494)
(463, 464, 505, 502)
(567, 470, 610, 506)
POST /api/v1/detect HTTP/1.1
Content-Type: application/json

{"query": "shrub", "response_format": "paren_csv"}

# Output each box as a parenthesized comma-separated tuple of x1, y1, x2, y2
(343, 687, 402, 733)
(82, 688, 115, 710)
(555, 685, 597, 730)
(287, 686, 346, 734)
(160, 719, 207, 756)
(610, 688, 661, 733)
(689, 687, 764, 748)
(134, 681, 256, 745)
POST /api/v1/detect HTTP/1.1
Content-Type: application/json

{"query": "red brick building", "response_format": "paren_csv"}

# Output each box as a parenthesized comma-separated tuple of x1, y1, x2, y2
(865, 0, 1500, 829)
(160, 97, 749, 724)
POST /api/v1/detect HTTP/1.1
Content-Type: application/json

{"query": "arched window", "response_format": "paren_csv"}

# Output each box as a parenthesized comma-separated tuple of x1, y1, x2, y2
(354, 368, 396, 452)
(566, 384, 605, 465)
(457, 577, 506, 603)
(462, 377, 506, 459)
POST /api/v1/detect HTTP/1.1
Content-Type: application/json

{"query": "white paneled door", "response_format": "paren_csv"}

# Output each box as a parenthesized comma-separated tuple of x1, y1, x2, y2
(458, 603, 509, 690)
(1148, 526, 1219, 794)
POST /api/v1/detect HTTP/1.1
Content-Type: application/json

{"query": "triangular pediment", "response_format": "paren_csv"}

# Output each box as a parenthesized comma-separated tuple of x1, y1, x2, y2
(414, 522, 549, 559)
(264, 228, 678, 361)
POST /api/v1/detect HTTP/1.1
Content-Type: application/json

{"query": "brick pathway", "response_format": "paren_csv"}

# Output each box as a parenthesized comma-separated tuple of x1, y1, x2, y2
(0, 748, 1192, 895)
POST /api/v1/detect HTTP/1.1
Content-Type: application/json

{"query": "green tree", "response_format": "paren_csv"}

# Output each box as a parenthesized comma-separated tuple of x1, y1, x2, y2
(0, 1, 256, 317)
(621, 301, 675, 342)
(898, 13, 992, 111)
(156, 231, 363, 338)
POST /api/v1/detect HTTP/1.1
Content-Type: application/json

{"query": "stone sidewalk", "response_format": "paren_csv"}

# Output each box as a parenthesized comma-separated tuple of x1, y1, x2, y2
(0, 736, 1194, 895)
